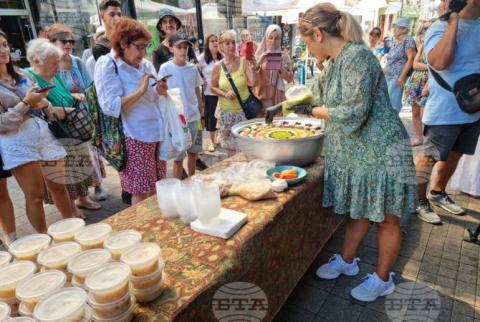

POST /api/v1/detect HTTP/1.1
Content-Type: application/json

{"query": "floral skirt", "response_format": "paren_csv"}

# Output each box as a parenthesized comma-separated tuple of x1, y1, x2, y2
(218, 110, 246, 151)
(403, 70, 428, 107)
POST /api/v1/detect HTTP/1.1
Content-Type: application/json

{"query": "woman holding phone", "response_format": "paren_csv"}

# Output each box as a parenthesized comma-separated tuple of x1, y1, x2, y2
(255, 25, 294, 112)
(0, 33, 74, 235)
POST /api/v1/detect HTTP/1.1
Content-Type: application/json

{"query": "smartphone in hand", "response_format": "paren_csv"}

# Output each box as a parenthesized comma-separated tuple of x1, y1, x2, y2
(151, 74, 172, 87)
(36, 85, 56, 93)
(265, 53, 282, 70)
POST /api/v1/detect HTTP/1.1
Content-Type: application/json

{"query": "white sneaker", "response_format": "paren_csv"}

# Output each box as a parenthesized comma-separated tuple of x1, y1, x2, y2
(316, 254, 360, 280)
(350, 272, 395, 302)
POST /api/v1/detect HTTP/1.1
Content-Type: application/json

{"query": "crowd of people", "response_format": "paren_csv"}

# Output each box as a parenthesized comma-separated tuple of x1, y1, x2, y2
(0, 0, 479, 306)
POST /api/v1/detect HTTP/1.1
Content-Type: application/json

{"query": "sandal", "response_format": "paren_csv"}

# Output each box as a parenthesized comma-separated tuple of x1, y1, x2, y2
(410, 138, 423, 147)
(208, 143, 216, 153)
(75, 200, 102, 211)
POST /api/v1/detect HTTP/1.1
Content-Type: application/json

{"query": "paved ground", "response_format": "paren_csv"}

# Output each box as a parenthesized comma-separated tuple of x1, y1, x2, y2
(4, 103, 480, 321)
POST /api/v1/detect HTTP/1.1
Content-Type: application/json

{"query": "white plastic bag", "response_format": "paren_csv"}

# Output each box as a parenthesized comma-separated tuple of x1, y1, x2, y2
(158, 92, 192, 161)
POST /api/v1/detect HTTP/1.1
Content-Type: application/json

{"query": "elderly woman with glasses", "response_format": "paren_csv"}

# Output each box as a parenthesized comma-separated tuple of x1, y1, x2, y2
(95, 17, 168, 205)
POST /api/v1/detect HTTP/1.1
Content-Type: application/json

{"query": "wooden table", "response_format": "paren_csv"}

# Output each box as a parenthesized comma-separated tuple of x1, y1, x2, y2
(103, 154, 345, 321)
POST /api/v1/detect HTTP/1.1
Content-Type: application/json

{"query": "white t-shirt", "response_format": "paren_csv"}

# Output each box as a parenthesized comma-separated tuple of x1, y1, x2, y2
(159, 61, 203, 122)
(198, 54, 217, 96)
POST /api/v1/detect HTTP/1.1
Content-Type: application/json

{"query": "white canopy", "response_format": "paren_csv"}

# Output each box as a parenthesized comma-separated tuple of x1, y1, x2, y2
(242, 0, 346, 17)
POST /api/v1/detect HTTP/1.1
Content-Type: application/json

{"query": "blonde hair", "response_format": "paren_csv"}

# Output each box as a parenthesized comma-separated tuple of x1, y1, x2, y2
(299, 3, 364, 44)
(219, 30, 236, 45)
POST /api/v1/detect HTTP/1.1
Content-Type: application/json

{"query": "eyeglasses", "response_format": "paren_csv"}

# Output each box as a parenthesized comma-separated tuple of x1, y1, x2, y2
(130, 42, 151, 50)
(58, 39, 75, 45)
(370, 32, 381, 37)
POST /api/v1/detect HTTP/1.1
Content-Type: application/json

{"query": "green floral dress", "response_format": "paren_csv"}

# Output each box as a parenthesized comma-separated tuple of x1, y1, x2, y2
(312, 43, 417, 222)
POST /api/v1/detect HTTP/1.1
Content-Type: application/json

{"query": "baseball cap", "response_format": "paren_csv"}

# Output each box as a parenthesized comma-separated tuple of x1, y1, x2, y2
(393, 16, 410, 30)
(168, 34, 191, 47)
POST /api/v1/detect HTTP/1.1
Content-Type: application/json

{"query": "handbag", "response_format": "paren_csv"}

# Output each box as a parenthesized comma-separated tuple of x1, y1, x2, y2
(44, 99, 94, 144)
(85, 57, 126, 171)
(221, 61, 262, 119)
(429, 67, 480, 114)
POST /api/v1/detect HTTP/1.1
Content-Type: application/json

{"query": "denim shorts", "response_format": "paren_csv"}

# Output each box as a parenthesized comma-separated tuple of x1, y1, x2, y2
(387, 78, 404, 113)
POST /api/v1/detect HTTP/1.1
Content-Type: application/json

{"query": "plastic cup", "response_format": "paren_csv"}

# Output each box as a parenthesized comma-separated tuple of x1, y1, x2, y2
(103, 230, 142, 260)
(174, 181, 198, 224)
(88, 292, 133, 319)
(129, 260, 164, 289)
(37, 242, 81, 270)
(16, 270, 66, 308)
(131, 274, 165, 303)
(33, 287, 87, 322)
(8, 234, 51, 261)
(91, 297, 135, 322)
(67, 249, 112, 279)
(193, 182, 221, 225)
(85, 262, 131, 304)
(0, 261, 36, 299)
(155, 178, 181, 217)
(0, 252, 12, 269)
(0, 301, 11, 320)
(120, 243, 161, 276)
(74, 223, 112, 250)
(47, 218, 85, 242)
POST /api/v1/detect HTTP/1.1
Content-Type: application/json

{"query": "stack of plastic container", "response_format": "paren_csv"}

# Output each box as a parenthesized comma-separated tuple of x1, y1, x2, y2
(47, 218, 86, 243)
(37, 242, 81, 284)
(32, 287, 92, 322)
(103, 230, 142, 260)
(8, 234, 51, 263)
(0, 261, 36, 316)
(74, 223, 112, 250)
(15, 270, 66, 317)
(121, 243, 165, 303)
(85, 262, 135, 321)
(0, 301, 11, 320)
(67, 249, 112, 288)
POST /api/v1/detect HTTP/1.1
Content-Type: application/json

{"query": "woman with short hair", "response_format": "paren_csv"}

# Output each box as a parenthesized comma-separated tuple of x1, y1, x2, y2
(0, 34, 73, 235)
(95, 17, 168, 205)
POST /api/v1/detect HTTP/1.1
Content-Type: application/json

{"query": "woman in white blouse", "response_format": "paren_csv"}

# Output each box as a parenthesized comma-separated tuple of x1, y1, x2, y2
(198, 33, 223, 152)
(94, 17, 168, 205)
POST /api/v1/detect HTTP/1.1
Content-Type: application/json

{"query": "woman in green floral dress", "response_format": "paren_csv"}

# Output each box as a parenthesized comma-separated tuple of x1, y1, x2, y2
(288, 3, 417, 302)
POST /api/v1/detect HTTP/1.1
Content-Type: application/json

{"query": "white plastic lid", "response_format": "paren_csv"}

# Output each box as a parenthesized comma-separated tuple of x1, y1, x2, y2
(67, 249, 112, 278)
(103, 230, 142, 253)
(0, 252, 12, 268)
(8, 234, 51, 257)
(16, 270, 66, 303)
(121, 243, 161, 267)
(33, 287, 87, 322)
(0, 301, 11, 320)
(0, 261, 37, 290)
(48, 218, 85, 240)
(74, 223, 112, 245)
(85, 262, 131, 293)
(37, 242, 81, 268)
(5, 318, 35, 322)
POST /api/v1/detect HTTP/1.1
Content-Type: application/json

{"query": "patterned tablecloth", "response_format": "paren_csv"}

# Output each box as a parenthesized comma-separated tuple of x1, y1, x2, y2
(103, 154, 345, 322)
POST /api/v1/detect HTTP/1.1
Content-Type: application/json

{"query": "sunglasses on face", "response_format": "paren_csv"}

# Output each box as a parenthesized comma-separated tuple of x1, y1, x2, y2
(58, 39, 75, 45)
(370, 32, 381, 37)
(130, 42, 150, 50)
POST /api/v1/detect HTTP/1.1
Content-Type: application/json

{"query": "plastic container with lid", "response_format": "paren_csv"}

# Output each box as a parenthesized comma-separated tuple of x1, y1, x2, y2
(87, 292, 133, 319)
(33, 287, 87, 322)
(18, 301, 33, 317)
(0, 252, 12, 269)
(74, 223, 112, 250)
(0, 301, 11, 320)
(71, 275, 84, 288)
(37, 242, 81, 270)
(103, 230, 142, 260)
(91, 298, 135, 322)
(85, 262, 131, 304)
(8, 234, 51, 261)
(132, 274, 165, 303)
(48, 218, 86, 243)
(2, 296, 19, 316)
(5, 317, 35, 322)
(16, 270, 66, 306)
(0, 261, 36, 299)
(120, 243, 161, 276)
(67, 249, 111, 279)
(130, 260, 164, 289)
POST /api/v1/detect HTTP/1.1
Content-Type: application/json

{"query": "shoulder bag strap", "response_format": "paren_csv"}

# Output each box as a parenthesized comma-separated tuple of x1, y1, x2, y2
(221, 61, 244, 108)
(428, 67, 452, 92)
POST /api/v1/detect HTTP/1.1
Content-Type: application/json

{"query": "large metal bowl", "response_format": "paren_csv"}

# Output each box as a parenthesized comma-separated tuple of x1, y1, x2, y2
(231, 117, 325, 166)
